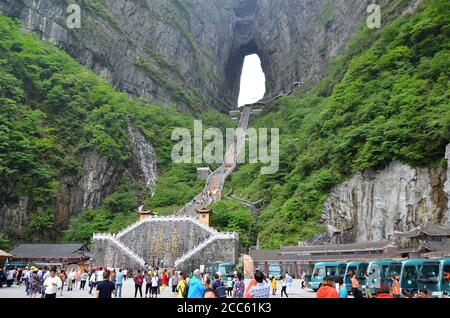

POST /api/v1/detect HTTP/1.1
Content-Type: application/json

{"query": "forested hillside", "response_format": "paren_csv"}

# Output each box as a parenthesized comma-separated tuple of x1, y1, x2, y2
(225, 0, 450, 248)
(0, 15, 232, 246)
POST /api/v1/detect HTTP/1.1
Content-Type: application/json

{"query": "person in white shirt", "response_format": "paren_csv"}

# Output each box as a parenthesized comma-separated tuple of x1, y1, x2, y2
(42, 269, 62, 298)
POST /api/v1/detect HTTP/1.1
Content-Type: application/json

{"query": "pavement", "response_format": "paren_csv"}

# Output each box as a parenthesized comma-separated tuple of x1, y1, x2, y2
(0, 279, 316, 299)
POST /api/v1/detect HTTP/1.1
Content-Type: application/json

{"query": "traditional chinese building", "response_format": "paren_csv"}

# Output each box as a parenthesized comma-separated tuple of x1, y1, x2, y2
(8, 244, 90, 269)
(0, 249, 11, 265)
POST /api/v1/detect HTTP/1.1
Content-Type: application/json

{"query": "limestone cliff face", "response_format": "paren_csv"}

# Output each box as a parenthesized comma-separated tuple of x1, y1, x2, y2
(0, 125, 157, 238)
(0, 0, 404, 111)
(323, 146, 450, 243)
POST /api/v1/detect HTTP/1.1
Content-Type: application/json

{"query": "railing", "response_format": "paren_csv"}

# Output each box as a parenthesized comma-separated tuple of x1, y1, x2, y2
(174, 232, 239, 268)
(93, 233, 146, 266)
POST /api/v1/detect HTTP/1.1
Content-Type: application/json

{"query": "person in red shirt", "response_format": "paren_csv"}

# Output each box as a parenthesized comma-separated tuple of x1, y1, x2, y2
(316, 276, 339, 298)
(376, 283, 394, 298)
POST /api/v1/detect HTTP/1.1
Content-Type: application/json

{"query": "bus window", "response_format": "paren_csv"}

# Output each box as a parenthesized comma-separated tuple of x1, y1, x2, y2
(313, 266, 326, 278)
(387, 264, 402, 279)
(357, 264, 369, 279)
(419, 264, 440, 284)
(326, 266, 337, 277)
(338, 264, 347, 276)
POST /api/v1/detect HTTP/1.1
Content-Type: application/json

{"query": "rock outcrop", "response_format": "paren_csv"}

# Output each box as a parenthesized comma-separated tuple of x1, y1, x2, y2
(0, 125, 157, 238)
(0, 0, 410, 112)
(323, 146, 450, 243)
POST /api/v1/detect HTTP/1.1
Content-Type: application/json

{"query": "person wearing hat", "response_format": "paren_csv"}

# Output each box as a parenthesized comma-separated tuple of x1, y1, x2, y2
(187, 269, 206, 298)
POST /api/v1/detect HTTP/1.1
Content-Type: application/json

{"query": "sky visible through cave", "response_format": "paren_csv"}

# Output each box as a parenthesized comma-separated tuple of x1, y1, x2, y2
(238, 54, 266, 107)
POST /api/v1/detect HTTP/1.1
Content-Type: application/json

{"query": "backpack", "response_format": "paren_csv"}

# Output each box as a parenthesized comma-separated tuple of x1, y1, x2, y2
(182, 282, 189, 298)
(215, 281, 227, 298)
(135, 274, 143, 285)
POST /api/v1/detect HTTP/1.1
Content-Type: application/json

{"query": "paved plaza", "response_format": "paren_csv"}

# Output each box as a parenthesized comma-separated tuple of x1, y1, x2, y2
(0, 279, 316, 299)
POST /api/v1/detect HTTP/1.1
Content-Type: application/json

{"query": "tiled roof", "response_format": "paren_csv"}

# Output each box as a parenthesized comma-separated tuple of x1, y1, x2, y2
(395, 223, 450, 238)
(279, 241, 394, 253)
(10, 244, 88, 259)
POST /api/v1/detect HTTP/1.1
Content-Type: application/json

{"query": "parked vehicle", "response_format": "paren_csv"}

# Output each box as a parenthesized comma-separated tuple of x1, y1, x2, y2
(310, 262, 347, 291)
(365, 260, 394, 295)
(268, 263, 282, 279)
(400, 259, 426, 297)
(204, 262, 236, 279)
(418, 259, 450, 298)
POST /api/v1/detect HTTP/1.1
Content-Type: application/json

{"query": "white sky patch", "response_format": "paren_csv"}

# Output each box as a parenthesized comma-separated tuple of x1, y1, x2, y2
(238, 54, 266, 107)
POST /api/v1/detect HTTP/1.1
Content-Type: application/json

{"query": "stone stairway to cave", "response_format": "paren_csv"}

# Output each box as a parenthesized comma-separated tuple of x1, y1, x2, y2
(91, 107, 251, 269)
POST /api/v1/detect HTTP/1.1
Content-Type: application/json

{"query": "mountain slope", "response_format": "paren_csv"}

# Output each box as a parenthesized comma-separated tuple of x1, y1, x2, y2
(0, 15, 230, 245)
(225, 0, 450, 248)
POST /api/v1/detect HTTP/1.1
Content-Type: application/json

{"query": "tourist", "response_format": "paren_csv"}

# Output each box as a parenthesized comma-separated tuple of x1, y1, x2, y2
(88, 270, 97, 295)
(110, 269, 116, 287)
(21, 267, 28, 288)
(364, 269, 379, 298)
(161, 269, 168, 292)
(336, 276, 348, 298)
(151, 272, 159, 298)
(226, 277, 233, 297)
(232, 272, 245, 298)
(67, 269, 75, 291)
(187, 269, 206, 298)
(418, 290, 428, 299)
(133, 270, 144, 298)
(80, 270, 88, 290)
(59, 270, 66, 296)
(145, 271, 153, 298)
(6, 267, 15, 287)
(0, 267, 4, 288)
(203, 273, 211, 289)
(280, 276, 288, 298)
(244, 272, 258, 298)
(95, 271, 116, 299)
(176, 273, 187, 298)
(271, 276, 277, 295)
(316, 276, 339, 298)
(42, 268, 62, 299)
(29, 268, 40, 298)
(171, 271, 179, 296)
(123, 268, 128, 281)
(391, 275, 401, 298)
(248, 270, 270, 298)
(203, 288, 218, 298)
(286, 272, 293, 294)
(376, 283, 393, 298)
(97, 267, 105, 282)
(212, 273, 227, 298)
(301, 271, 306, 289)
(115, 269, 124, 298)
(349, 270, 363, 298)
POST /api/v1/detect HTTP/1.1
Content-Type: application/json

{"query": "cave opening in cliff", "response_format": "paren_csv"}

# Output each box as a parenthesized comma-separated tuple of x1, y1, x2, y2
(238, 54, 266, 107)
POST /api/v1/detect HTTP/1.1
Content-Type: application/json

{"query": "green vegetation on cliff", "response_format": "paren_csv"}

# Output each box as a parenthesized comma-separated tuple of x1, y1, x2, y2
(226, 0, 450, 248)
(0, 15, 231, 246)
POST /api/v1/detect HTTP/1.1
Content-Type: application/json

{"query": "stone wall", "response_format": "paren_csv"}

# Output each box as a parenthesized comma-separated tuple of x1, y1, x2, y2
(175, 235, 240, 273)
(117, 219, 212, 266)
(91, 237, 144, 270)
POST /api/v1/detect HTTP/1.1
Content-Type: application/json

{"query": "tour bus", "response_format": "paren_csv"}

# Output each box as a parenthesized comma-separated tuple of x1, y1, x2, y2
(344, 261, 369, 292)
(204, 262, 236, 279)
(418, 259, 450, 298)
(365, 260, 394, 295)
(268, 263, 282, 278)
(386, 261, 403, 282)
(310, 262, 347, 291)
(400, 259, 426, 297)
